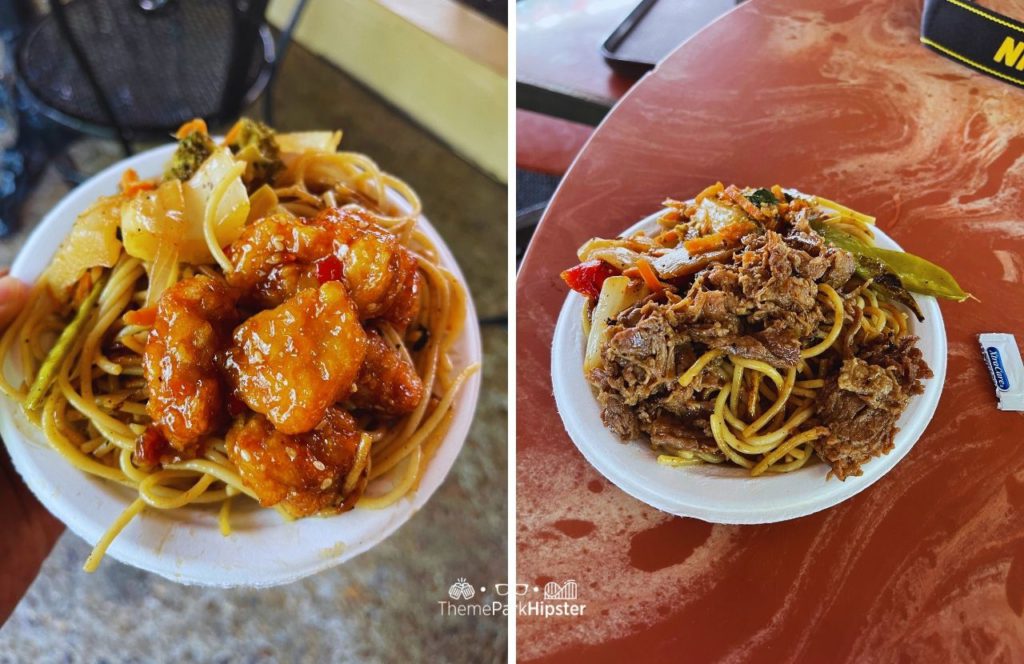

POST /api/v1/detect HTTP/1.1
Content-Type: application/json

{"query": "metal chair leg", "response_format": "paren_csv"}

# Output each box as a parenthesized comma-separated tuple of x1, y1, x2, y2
(261, 0, 310, 126)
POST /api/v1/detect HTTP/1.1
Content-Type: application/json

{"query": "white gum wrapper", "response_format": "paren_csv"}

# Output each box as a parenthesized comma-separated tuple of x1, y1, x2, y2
(979, 333, 1024, 411)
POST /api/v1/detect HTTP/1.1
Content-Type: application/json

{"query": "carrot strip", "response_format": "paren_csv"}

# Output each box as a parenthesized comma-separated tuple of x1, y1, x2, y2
(695, 182, 724, 204)
(119, 168, 156, 195)
(683, 220, 755, 254)
(223, 119, 243, 145)
(123, 306, 157, 327)
(658, 209, 682, 227)
(724, 185, 765, 221)
(175, 118, 208, 139)
(656, 229, 679, 246)
(635, 258, 665, 291)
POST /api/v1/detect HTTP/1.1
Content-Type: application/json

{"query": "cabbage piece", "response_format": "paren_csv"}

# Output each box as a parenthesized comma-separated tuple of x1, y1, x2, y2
(246, 184, 279, 224)
(583, 276, 649, 374)
(122, 179, 187, 261)
(652, 247, 735, 280)
(277, 131, 342, 155)
(122, 148, 249, 265)
(577, 238, 645, 271)
(145, 240, 180, 307)
(46, 196, 123, 293)
(182, 148, 250, 263)
(691, 197, 745, 233)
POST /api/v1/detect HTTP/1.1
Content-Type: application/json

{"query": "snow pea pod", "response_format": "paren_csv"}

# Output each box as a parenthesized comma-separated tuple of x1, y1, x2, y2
(852, 254, 925, 321)
(24, 270, 110, 411)
(810, 220, 969, 302)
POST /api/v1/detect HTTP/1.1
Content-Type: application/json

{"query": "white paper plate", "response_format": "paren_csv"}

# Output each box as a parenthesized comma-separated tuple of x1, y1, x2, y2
(0, 144, 482, 586)
(552, 210, 946, 523)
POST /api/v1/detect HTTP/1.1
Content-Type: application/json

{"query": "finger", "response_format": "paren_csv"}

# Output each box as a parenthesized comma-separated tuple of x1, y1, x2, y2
(0, 276, 29, 331)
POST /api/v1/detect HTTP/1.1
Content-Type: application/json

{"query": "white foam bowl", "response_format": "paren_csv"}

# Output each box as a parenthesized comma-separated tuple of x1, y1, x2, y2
(0, 144, 482, 586)
(552, 210, 946, 523)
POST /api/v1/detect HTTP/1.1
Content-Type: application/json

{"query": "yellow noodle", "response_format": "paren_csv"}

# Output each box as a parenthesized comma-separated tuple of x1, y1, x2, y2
(750, 428, 828, 477)
(743, 367, 797, 438)
(729, 356, 784, 388)
(679, 349, 724, 387)
(801, 284, 844, 358)
(83, 498, 146, 573)
(710, 385, 753, 468)
(729, 365, 744, 415)
(3, 128, 472, 572)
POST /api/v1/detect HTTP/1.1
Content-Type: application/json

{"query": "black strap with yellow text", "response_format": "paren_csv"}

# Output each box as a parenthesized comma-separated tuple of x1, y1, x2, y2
(922, 0, 1024, 88)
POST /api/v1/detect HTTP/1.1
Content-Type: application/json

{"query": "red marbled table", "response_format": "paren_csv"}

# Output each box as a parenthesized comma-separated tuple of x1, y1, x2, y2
(516, 0, 1024, 661)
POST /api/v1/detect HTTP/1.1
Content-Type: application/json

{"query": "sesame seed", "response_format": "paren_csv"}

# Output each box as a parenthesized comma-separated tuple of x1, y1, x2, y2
(313, 460, 326, 471)
(321, 478, 332, 489)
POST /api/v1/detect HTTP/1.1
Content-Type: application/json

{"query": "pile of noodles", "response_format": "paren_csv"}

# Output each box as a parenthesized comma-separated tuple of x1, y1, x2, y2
(0, 125, 477, 571)
(577, 184, 913, 477)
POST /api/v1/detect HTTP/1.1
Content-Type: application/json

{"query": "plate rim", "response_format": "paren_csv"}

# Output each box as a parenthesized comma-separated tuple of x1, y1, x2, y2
(551, 208, 947, 524)
(0, 142, 483, 586)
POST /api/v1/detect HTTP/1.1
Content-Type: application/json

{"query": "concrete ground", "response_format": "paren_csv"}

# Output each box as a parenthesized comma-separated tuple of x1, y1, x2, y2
(0, 41, 508, 664)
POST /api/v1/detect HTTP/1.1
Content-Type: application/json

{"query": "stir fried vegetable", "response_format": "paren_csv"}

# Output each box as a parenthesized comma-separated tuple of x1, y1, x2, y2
(724, 185, 768, 222)
(815, 195, 876, 225)
(226, 117, 284, 188)
(633, 258, 666, 292)
(45, 196, 123, 293)
(577, 237, 649, 272)
(851, 254, 925, 321)
(561, 260, 619, 299)
(810, 218, 969, 303)
(650, 247, 734, 280)
(683, 220, 756, 254)
(584, 276, 649, 373)
(746, 188, 778, 207)
(245, 184, 279, 224)
(690, 196, 746, 233)
(24, 271, 110, 411)
(123, 148, 250, 265)
(165, 128, 215, 182)
(276, 130, 343, 154)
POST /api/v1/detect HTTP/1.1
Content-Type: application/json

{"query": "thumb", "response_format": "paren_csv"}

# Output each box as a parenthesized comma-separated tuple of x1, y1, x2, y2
(0, 276, 29, 331)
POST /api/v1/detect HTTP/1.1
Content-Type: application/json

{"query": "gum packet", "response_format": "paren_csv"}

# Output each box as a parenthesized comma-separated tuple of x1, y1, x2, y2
(979, 333, 1024, 411)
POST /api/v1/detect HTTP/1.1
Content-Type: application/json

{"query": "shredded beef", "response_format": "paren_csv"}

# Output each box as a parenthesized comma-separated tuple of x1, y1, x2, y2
(673, 229, 847, 367)
(584, 199, 930, 480)
(598, 392, 642, 440)
(813, 335, 932, 479)
(648, 414, 718, 456)
(589, 224, 859, 457)
(596, 299, 682, 406)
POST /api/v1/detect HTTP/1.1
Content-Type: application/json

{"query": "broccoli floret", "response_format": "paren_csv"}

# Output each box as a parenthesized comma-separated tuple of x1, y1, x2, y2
(227, 118, 283, 188)
(746, 188, 778, 207)
(165, 130, 215, 182)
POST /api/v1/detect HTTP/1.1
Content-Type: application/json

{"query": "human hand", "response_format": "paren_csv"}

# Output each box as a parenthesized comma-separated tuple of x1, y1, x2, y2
(0, 273, 28, 329)
(0, 272, 63, 625)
